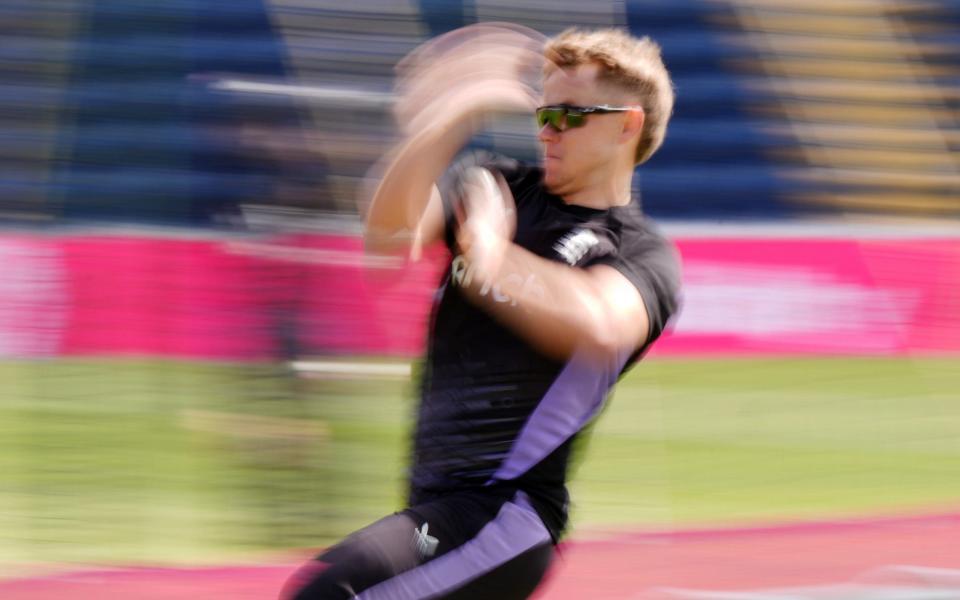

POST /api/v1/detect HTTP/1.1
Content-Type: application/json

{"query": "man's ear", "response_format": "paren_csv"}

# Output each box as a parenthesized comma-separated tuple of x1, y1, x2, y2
(619, 108, 644, 144)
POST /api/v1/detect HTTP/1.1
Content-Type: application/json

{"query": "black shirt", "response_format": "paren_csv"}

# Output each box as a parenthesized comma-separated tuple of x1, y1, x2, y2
(408, 152, 681, 541)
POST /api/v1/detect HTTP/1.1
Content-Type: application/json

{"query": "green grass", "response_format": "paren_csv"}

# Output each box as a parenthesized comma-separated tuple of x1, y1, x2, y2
(2, 357, 959, 567)
(572, 357, 960, 528)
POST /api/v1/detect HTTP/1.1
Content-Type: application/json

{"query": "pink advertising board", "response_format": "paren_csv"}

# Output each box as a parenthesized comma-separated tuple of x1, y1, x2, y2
(656, 238, 960, 356)
(1, 233, 957, 360)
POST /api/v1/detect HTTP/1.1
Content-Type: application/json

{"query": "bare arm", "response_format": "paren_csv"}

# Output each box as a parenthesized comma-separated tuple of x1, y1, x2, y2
(462, 245, 649, 363)
(363, 114, 476, 259)
(363, 25, 542, 260)
(454, 169, 649, 363)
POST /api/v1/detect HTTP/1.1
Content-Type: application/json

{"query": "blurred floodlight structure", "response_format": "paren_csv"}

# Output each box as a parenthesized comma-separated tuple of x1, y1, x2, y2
(0, 0, 959, 597)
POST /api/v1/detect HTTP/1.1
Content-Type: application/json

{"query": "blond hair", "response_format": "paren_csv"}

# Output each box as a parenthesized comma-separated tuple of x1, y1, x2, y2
(544, 28, 674, 165)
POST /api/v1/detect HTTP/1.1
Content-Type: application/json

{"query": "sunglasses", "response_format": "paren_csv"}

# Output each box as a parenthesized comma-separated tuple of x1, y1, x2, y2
(535, 104, 636, 131)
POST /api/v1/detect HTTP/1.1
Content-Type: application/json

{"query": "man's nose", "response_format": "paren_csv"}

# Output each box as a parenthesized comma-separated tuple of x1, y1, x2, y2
(538, 123, 560, 143)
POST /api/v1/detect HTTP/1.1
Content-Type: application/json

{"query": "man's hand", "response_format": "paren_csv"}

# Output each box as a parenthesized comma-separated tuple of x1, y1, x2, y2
(455, 167, 516, 283)
(451, 167, 650, 363)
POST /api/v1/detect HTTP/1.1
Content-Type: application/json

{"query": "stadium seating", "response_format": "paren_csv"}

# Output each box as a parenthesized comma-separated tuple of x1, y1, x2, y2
(0, 0, 957, 223)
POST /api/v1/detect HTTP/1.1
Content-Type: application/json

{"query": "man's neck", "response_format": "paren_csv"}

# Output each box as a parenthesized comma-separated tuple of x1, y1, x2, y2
(560, 168, 634, 209)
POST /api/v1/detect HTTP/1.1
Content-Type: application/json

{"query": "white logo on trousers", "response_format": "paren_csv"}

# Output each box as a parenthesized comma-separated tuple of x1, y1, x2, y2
(412, 522, 439, 559)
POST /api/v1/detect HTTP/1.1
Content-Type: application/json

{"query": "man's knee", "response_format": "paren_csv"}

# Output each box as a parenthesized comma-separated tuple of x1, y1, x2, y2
(282, 549, 411, 599)
(280, 559, 338, 600)
(281, 514, 422, 599)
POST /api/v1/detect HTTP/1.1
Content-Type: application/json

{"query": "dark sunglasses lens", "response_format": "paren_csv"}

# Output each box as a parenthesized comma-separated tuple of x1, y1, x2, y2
(537, 108, 564, 130)
(566, 112, 586, 128)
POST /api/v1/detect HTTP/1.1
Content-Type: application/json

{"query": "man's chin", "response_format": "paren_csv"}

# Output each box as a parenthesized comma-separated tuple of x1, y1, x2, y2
(544, 178, 573, 197)
(542, 169, 565, 194)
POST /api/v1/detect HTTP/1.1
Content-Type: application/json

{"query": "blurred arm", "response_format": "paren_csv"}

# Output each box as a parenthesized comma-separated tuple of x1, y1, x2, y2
(465, 243, 649, 363)
(364, 25, 542, 260)
(455, 170, 648, 362)
(363, 113, 477, 259)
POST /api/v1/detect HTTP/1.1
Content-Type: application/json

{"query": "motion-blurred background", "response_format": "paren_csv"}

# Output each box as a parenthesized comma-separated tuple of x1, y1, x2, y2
(1, 1, 959, 598)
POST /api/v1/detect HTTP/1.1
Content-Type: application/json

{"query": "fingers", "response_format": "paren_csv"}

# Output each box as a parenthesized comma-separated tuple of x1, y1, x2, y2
(461, 167, 513, 234)
(456, 167, 516, 279)
(492, 171, 517, 242)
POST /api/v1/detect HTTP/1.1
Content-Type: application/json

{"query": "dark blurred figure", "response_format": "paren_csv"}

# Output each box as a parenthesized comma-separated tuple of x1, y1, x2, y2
(283, 24, 681, 600)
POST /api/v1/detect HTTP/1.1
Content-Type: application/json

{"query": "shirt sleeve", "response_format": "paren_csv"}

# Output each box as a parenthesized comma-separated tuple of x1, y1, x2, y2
(436, 150, 529, 253)
(586, 226, 682, 350)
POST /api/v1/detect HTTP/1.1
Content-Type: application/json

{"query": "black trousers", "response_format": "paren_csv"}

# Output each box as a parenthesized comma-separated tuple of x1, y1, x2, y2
(281, 490, 555, 600)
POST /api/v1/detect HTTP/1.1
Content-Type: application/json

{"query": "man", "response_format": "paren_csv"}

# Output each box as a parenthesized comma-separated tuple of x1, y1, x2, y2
(283, 25, 681, 600)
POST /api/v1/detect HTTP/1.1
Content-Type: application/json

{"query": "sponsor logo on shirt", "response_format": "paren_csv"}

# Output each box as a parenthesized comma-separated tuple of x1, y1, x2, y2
(553, 228, 599, 266)
(450, 255, 545, 305)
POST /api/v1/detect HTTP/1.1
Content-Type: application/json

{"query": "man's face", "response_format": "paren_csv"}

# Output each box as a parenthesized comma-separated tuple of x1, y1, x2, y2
(538, 63, 628, 196)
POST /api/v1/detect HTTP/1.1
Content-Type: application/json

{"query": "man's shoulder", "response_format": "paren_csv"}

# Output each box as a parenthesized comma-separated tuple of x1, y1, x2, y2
(595, 210, 682, 355)
(612, 206, 675, 253)
(605, 209, 682, 288)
